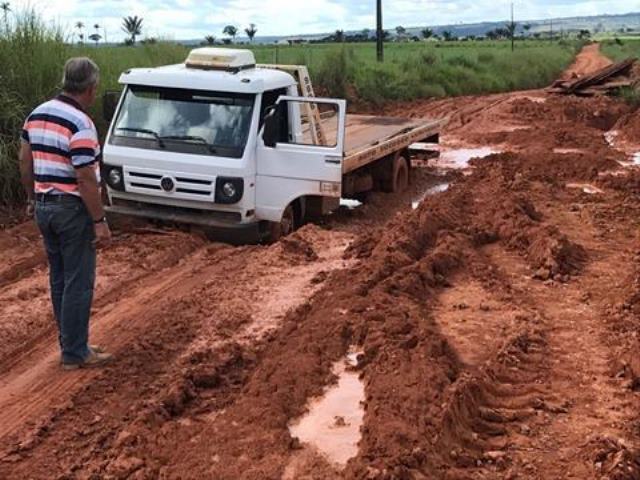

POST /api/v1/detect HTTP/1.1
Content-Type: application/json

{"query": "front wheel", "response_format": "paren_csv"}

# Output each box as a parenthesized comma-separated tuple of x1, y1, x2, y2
(267, 204, 296, 243)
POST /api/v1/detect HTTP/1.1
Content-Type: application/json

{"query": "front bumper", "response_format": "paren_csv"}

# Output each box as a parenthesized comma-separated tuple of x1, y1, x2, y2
(106, 201, 266, 244)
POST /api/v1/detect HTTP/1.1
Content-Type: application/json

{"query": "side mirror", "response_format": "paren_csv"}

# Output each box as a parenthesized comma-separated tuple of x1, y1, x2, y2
(262, 105, 281, 148)
(102, 91, 121, 123)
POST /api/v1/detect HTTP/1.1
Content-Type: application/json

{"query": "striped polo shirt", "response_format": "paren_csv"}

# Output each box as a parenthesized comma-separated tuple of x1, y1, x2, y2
(22, 94, 101, 196)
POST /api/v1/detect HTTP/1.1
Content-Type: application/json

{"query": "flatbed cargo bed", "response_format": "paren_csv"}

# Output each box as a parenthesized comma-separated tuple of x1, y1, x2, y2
(322, 114, 444, 174)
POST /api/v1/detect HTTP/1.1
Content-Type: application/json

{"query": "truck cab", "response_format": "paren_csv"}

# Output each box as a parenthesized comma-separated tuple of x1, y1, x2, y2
(103, 48, 346, 242)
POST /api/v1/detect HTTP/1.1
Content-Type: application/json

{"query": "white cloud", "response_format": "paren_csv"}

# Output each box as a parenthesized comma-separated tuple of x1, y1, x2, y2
(10, 0, 640, 41)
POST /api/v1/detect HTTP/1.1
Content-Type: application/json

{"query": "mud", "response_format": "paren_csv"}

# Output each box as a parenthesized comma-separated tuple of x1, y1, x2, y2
(1, 44, 639, 480)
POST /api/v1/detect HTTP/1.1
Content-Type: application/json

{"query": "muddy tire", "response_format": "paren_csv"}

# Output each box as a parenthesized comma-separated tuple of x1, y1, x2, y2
(267, 204, 296, 243)
(388, 155, 410, 193)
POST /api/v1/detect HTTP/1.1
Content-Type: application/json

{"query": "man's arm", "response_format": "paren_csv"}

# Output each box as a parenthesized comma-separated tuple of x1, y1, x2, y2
(71, 127, 111, 245)
(76, 165, 105, 222)
(19, 141, 34, 201)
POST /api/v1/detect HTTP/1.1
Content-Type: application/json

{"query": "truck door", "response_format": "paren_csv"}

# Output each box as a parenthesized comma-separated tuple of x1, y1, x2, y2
(255, 96, 346, 223)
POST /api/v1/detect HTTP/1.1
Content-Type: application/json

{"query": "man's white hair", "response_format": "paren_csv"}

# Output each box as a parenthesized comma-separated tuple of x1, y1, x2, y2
(62, 57, 100, 94)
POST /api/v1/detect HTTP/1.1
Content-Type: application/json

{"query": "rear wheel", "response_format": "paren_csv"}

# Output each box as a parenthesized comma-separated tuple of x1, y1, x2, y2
(382, 154, 409, 193)
(267, 203, 296, 242)
(393, 156, 409, 193)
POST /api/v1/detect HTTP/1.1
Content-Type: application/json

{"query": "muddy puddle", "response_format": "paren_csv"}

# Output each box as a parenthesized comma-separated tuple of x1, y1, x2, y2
(554, 148, 585, 155)
(340, 198, 363, 210)
(605, 130, 618, 148)
(566, 183, 604, 195)
(288, 351, 365, 467)
(434, 147, 500, 170)
(412, 182, 450, 210)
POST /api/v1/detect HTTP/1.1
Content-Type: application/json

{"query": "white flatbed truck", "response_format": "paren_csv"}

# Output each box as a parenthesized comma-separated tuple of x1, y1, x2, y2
(102, 48, 443, 242)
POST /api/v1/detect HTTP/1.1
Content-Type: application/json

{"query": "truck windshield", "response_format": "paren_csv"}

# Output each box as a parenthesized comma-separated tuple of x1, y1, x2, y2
(111, 86, 255, 158)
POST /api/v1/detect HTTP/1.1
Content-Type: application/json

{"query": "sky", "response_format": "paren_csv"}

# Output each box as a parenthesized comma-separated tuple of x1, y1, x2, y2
(12, 0, 640, 42)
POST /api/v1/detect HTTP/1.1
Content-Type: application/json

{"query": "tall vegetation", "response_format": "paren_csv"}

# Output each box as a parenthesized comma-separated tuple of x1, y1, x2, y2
(0, 9, 67, 205)
(601, 38, 640, 61)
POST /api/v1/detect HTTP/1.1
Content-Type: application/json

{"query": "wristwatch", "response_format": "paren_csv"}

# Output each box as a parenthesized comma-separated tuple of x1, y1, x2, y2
(94, 216, 107, 224)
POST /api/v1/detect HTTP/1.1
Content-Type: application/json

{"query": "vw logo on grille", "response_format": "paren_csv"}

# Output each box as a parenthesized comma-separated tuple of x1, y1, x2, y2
(160, 176, 175, 192)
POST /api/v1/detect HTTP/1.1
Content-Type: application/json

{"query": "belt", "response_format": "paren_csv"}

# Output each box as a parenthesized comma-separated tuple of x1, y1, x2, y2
(35, 193, 81, 203)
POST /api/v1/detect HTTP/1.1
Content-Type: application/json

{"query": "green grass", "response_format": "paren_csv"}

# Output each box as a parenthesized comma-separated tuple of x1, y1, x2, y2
(0, 9, 582, 206)
(601, 39, 640, 62)
(247, 40, 581, 105)
(600, 40, 640, 107)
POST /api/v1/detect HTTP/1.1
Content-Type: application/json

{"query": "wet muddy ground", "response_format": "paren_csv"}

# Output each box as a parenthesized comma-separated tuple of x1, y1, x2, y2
(1, 45, 640, 479)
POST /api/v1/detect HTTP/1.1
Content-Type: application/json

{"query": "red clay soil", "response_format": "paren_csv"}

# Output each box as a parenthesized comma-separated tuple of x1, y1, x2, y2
(1, 44, 640, 480)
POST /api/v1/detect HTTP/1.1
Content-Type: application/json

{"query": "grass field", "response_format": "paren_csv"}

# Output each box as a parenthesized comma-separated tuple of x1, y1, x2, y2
(0, 10, 583, 206)
(601, 39, 640, 62)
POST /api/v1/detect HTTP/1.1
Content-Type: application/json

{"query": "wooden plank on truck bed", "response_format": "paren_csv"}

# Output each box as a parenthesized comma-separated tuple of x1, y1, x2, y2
(257, 64, 327, 146)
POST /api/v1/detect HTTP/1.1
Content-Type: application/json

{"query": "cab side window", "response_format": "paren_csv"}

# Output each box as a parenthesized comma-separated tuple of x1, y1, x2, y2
(259, 88, 289, 143)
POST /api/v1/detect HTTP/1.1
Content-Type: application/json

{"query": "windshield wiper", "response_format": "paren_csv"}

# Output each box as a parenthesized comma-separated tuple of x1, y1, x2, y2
(160, 135, 218, 153)
(116, 127, 165, 148)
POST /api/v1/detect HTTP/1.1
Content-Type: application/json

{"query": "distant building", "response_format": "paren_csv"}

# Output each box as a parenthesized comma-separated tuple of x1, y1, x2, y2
(278, 37, 309, 45)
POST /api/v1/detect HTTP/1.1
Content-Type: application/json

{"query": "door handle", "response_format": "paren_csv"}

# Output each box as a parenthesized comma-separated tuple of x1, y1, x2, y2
(324, 155, 342, 165)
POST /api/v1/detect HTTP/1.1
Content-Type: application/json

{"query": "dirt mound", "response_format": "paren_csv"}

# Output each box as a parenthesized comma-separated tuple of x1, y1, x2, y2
(279, 230, 320, 263)
(509, 96, 627, 132)
(528, 227, 587, 280)
(613, 106, 640, 146)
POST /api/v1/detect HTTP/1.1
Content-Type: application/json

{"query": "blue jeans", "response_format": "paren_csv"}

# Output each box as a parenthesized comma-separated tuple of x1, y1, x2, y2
(35, 196, 96, 365)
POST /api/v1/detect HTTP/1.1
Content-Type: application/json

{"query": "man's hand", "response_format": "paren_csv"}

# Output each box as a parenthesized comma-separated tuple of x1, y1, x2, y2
(94, 222, 112, 247)
(26, 200, 35, 218)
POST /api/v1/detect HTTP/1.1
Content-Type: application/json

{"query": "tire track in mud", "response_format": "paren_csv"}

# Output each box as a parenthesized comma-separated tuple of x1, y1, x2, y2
(0, 230, 205, 371)
(0, 223, 46, 290)
(0, 242, 222, 442)
(0, 226, 353, 479)
(434, 166, 640, 478)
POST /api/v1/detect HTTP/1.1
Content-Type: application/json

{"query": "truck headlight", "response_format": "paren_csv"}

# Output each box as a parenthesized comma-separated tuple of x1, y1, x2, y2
(104, 165, 125, 191)
(222, 182, 236, 198)
(215, 177, 244, 204)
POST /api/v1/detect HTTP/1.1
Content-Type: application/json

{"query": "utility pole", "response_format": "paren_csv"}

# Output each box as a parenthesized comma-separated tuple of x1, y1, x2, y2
(511, 2, 515, 52)
(550, 18, 553, 41)
(376, 0, 383, 62)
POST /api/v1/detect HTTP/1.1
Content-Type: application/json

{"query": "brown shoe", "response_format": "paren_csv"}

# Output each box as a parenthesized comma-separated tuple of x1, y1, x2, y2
(62, 350, 113, 370)
(90, 344, 105, 353)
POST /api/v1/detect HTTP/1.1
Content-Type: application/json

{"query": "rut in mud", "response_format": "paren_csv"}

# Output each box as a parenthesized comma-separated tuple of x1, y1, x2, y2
(1, 44, 640, 479)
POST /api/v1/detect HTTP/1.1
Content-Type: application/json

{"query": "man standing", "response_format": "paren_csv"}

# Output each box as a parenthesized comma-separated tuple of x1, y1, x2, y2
(19, 57, 113, 370)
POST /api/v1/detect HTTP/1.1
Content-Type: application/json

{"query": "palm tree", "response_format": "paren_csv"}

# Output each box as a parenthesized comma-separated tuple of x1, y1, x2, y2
(395, 25, 406, 36)
(334, 29, 344, 43)
(1, 2, 10, 31)
(204, 35, 216, 45)
(122, 15, 143, 45)
(442, 30, 454, 41)
(245, 23, 257, 43)
(75, 21, 85, 44)
(223, 25, 238, 42)
(89, 33, 101, 46)
(421, 28, 433, 40)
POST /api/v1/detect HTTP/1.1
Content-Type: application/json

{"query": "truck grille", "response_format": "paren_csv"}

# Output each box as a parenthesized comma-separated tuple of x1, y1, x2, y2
(124, 167, 215, 201)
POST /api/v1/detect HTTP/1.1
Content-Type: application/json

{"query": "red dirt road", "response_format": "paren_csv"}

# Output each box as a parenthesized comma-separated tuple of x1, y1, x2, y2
(1, 44, 639, 479)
